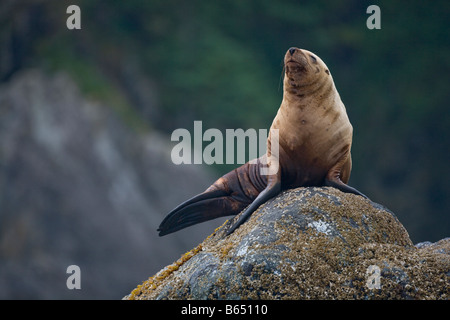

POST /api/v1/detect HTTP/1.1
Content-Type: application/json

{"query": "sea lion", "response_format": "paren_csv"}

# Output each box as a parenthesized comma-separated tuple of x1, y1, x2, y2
(158, 47, 367, 237)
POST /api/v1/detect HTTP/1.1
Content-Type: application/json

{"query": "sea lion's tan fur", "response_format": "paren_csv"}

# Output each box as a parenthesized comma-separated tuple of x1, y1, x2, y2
(269, 48, 352, 188)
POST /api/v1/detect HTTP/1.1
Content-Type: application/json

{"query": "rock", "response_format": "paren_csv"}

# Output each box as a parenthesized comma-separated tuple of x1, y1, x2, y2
(127, 187, 450, 300)
(0, 70, 219, 299)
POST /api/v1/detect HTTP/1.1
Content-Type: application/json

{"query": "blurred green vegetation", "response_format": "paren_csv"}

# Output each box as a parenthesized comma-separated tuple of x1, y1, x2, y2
(1, 0, 449, 242)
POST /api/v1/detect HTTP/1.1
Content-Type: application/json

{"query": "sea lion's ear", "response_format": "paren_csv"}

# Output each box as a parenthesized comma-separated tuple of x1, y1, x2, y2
(325, 70, 330, 75)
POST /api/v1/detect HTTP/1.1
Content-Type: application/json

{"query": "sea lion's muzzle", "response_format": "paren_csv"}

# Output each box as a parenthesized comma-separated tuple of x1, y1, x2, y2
(285, 48, 306, 65)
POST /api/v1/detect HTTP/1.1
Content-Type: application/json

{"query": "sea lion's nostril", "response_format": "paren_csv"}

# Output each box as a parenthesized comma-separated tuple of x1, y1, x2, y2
(289, 47, 296, 56)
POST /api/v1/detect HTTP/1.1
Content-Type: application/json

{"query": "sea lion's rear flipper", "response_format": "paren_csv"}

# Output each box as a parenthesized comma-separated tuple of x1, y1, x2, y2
(158, 161, 268, 237)
(324, 178, 368, 199)
(225, 177, 281, 236)
(325, 156, 368, 199)
(157, 189, 247, 236)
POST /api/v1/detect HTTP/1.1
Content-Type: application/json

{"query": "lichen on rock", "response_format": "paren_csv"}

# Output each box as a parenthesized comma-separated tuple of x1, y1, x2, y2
(126, 187, 449, 300)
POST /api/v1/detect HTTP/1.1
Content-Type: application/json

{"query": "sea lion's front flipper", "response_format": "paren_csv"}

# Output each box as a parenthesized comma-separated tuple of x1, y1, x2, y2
(157, 189, 247, 236)
(225, 175, 281, 236)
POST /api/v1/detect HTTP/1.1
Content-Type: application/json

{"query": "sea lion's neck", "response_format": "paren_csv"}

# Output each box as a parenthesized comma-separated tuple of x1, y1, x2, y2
(282, 76, 337, 109)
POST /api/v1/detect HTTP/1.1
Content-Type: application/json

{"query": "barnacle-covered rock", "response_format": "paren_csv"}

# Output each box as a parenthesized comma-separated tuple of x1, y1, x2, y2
(127, 187, 449, 300)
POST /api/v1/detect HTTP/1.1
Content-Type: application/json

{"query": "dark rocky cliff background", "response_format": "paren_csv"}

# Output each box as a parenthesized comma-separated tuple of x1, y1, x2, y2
(0, 0, 449, 299)
(0, 69, 225, 299)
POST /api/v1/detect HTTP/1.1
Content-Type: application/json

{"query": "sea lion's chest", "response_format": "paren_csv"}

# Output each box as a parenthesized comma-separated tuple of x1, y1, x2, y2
(270, 97, 352, 186)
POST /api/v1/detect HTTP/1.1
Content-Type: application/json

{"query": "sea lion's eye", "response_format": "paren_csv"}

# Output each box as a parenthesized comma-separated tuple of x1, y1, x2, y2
(309, 55, 317, 64)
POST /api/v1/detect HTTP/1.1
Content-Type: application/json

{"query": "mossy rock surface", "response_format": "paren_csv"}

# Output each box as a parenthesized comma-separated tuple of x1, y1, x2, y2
(127, 187, 450, 300)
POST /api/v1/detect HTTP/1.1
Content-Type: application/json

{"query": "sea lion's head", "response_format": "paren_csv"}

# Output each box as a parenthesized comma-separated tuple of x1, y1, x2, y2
(284, 47, 331, 90)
